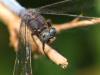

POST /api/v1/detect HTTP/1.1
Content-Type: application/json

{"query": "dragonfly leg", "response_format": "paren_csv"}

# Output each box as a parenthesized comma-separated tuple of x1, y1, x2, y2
(47, 19, 52, 27)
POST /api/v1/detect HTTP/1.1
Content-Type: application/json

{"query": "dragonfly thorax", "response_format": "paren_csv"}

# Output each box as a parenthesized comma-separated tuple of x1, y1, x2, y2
(22, 9, 56, 43)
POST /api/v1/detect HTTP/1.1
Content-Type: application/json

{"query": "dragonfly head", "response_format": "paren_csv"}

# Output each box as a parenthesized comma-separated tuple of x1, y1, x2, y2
(40, 27, 56, 43)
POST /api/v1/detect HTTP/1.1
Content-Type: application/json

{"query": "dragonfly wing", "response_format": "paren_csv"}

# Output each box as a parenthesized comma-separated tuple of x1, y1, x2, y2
(36, 0, 98, 19)
(13, 20, 32, 75)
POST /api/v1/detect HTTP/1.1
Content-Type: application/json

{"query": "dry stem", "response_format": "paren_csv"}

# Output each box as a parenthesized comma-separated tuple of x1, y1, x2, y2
(54, 18, 100, 32)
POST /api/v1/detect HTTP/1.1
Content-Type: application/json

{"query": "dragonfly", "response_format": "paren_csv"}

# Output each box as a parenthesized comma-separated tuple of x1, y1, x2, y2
(0, 0, 99, 75)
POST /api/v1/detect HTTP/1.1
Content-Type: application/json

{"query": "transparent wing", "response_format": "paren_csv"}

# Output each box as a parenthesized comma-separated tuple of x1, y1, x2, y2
(36, 0, 98, 19)
(13, 20, 32, 75)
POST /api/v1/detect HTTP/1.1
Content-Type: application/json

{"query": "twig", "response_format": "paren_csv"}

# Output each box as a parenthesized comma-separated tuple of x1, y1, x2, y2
(33, 35, 68, 69)
(54, 18, 100, 32)
(0, 3, 20, 49)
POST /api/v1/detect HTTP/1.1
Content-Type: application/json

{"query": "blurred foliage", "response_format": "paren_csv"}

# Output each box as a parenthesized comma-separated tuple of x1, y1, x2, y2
(0, 0, 100, 75)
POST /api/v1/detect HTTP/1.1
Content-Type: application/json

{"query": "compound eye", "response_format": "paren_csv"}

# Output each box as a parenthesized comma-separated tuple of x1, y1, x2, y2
(50, 28, 56, 37)
(41, 32, 50, 43)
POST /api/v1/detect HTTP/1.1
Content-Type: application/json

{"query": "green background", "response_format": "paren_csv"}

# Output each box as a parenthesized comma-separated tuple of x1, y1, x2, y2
(0, 0, 100, 75)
